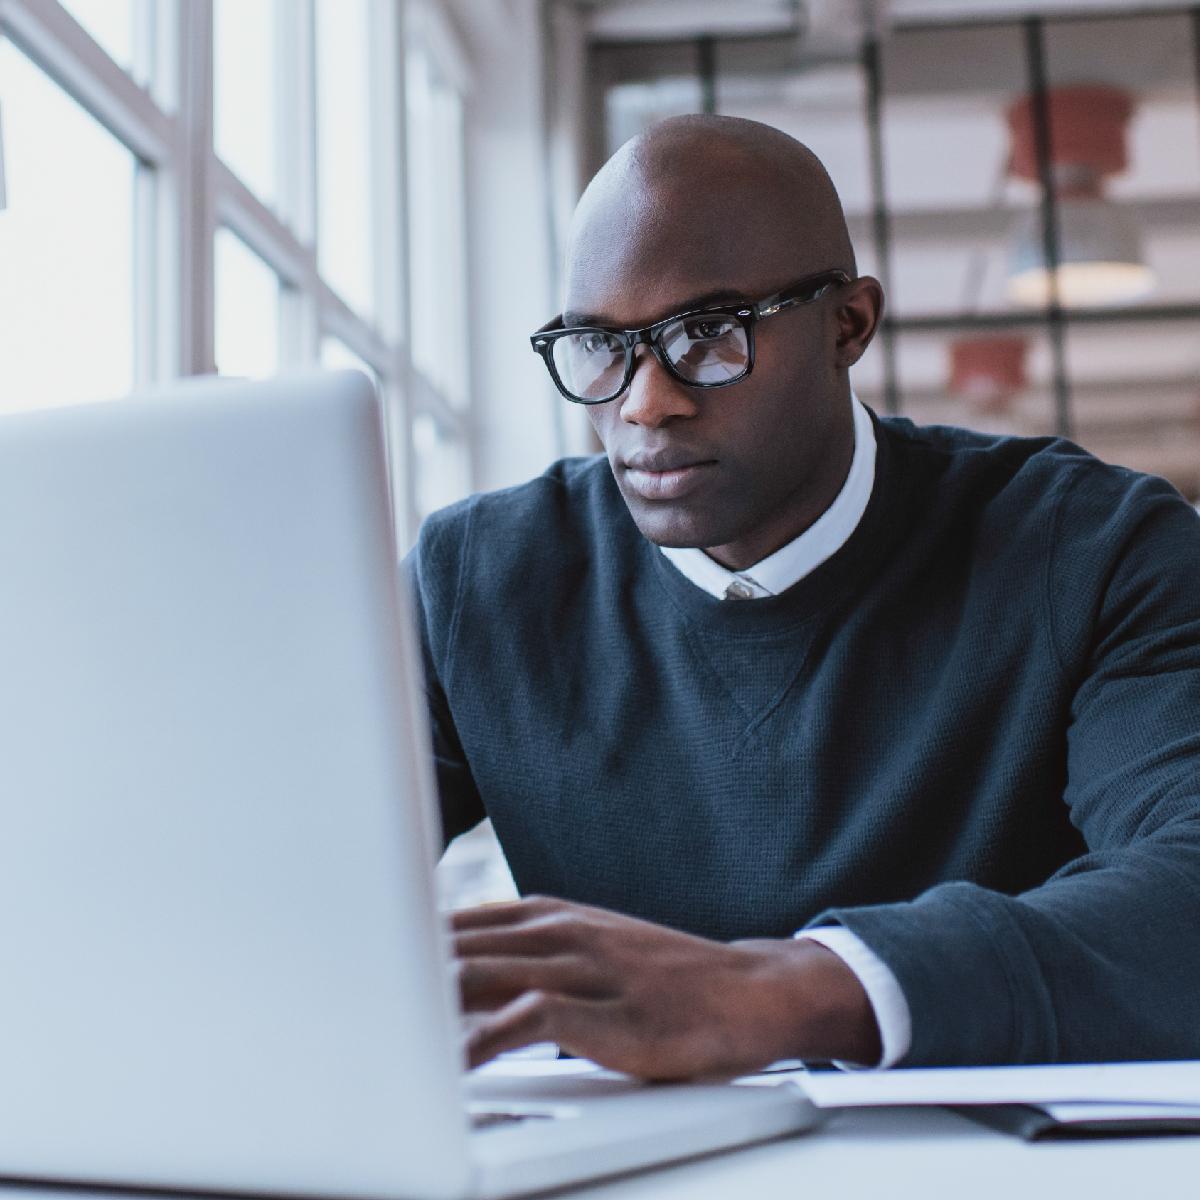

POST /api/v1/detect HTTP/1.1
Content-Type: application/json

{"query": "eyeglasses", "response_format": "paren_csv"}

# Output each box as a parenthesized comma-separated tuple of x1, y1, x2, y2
(529, 269, 851, 405)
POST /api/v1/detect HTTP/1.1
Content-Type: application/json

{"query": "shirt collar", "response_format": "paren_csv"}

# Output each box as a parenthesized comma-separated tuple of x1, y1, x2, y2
(660, 393, 877, 600)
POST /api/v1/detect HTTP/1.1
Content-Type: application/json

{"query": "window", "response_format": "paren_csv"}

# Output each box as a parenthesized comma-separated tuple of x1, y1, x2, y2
(59, 0, 136, 77)
(0, 0, 478, 546)
(214, 228, 281, 380)
(316, 0, 375, 318)
(405, 11, 473, 539)
(413, 412, 470, 522)
(0, 37, 136, 411)
(213, 0, 277, 211)
(584, 11, 1200, 499)
(406, 40, 468, 408)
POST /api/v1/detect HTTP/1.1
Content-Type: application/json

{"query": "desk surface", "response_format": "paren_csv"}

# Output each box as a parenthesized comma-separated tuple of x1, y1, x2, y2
(0, 1107, 1189, 1200)
(566, 1106, 1193, 1200)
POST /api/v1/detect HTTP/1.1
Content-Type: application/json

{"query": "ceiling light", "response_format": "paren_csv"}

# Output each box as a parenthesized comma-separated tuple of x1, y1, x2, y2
(1007, 198, 1154, 307)
(1004, 85, 1154, 308)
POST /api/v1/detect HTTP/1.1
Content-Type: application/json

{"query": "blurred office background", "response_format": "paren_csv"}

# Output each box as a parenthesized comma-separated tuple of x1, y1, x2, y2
(2, 0, 1199, 901)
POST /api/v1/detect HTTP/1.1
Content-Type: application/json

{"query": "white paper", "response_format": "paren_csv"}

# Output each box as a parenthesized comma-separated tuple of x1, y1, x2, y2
(796, 1060, 1200, 1109)
(1043, 1102, 1200, 1124)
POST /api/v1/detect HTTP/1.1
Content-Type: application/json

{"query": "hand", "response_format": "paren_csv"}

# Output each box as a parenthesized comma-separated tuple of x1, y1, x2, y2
(452, 895, 881, 1079)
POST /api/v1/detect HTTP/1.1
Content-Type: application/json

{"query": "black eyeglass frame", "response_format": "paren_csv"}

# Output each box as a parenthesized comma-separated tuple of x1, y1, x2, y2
(529, 269, 852, 405)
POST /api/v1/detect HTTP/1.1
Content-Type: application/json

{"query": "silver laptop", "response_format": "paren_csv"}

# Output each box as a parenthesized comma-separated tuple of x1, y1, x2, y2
(0, 371, 818, 1200)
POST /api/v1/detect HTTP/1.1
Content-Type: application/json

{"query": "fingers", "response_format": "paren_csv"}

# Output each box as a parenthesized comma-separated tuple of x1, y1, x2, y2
(457, 953, 612, 1012)
(454, 920, 586, 959)
(453, 896, 607, 960)
(451, 894, 570, 932)
(466, 989, 616, 1069)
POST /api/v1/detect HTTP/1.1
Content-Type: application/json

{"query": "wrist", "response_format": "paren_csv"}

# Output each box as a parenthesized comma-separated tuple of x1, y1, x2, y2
(733, 937, 883, 1067)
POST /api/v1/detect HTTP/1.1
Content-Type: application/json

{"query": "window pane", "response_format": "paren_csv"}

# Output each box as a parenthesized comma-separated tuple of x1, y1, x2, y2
(319, 335, 377, 382)
(407, 48, 467, 407)
(316, 0, 374, 316)
(59, 0, 136, 76)
(214, 228, 280, 379)
(0, 39, 135, 411)
(413, 413, 469, 518)
(880, 24, 1034, 318)
(213, 0, 276, 207)
(321, 336, 397, 493)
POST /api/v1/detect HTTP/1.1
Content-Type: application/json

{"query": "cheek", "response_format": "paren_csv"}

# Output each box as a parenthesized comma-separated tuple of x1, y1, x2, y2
(713, 387, 815, 496)
(752, 314, 834, 384)
(585, 405, 619, 455)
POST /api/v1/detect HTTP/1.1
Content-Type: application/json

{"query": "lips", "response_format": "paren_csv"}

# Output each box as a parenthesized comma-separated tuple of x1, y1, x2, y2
(620, 451, 716, 501)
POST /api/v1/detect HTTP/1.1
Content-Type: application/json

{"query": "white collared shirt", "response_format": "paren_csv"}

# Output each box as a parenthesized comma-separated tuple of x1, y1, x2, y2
(658, 393, 912, 1068)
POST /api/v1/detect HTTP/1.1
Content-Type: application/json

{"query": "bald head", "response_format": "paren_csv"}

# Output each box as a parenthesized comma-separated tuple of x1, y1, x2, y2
(566, 115, 855, 314)
(559, 114, 882, 569)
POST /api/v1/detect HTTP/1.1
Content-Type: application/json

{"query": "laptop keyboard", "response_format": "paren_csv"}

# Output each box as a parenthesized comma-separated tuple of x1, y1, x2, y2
(470, 1110, 554, 1131)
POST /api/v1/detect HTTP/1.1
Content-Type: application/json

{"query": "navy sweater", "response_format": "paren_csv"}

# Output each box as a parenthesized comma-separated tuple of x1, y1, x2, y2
(406, 410, 1200, 1066)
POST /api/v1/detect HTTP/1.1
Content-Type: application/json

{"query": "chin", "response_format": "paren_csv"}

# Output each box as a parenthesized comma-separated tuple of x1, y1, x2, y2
(624, 499, 737, 551)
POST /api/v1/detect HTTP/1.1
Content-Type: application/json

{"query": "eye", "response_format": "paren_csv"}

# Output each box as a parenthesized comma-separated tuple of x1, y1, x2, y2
(683, 316, 736, 341)
(579, 331, 618, 355)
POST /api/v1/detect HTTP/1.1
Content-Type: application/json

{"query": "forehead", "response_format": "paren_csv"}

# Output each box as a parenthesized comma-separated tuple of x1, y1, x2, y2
(564, 172, 816, 327)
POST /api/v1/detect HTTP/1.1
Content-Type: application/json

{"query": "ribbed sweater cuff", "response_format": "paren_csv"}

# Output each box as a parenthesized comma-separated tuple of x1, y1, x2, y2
(808, 883, 1059, 1066)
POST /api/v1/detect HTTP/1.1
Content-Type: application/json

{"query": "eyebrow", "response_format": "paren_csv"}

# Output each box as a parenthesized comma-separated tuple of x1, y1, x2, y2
(563, 288, 751, 329)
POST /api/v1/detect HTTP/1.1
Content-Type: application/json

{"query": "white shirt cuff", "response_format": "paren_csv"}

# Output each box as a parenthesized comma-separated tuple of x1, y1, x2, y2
(795, 926, 912, 1069)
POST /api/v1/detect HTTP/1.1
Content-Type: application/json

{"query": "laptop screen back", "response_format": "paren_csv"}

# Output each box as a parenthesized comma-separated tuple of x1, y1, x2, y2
(0, 372, 472, 1200)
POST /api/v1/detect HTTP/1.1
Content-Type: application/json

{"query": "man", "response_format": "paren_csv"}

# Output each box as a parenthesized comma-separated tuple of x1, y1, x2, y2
(406, 115, 1200, 1078)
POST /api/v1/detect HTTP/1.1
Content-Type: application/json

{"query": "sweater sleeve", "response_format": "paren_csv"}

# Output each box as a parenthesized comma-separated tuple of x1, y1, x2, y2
(808, 465, 1200, 1066)
(402, 507, 486, 850)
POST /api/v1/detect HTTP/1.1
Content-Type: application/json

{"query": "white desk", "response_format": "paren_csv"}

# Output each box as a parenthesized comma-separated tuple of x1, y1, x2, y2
(0, 1108, 1191, 1200)
(565, 1106, 1196, 1200)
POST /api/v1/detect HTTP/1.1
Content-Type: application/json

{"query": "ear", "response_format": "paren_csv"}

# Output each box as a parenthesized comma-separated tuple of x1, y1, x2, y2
(833, 276, 885, 368)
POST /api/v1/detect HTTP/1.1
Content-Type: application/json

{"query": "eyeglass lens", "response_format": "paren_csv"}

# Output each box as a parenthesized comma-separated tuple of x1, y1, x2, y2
(551, 330, 627, 402)
(551, 315, 750, 402)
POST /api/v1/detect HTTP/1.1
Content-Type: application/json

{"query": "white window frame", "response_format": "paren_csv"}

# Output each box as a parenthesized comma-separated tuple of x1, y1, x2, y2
(0, 0, 476, 547)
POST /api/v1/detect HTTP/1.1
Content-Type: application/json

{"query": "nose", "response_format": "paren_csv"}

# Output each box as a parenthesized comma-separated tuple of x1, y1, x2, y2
(618, 346, 699, 428)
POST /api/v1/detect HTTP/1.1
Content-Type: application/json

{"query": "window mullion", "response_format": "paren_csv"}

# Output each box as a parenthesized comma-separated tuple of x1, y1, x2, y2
(132, 162, 157, 386)
(1, 0, 172, 163)
(214, 160, 311, 288)
(275, 0, 317, 366)
(317, 280, 391, 371)
(171, 0, 215, 376)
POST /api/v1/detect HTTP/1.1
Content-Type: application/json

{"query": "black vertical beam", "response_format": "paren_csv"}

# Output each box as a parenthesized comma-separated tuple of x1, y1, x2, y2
(1023, 17, 1073, 441)
(697, 36, 717, 114)
(862, 35, 900, 416)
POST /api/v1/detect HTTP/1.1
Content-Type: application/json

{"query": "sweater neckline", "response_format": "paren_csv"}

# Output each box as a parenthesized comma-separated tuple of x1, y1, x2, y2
(645, 410, 915, 633)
